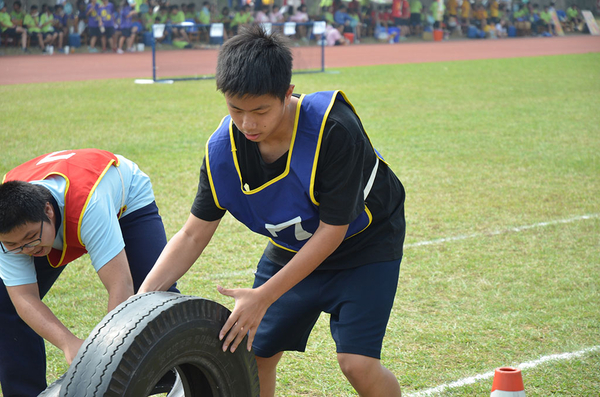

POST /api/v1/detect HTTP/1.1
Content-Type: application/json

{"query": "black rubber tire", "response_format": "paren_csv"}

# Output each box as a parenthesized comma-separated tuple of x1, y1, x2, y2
(49, 291, 259, 397)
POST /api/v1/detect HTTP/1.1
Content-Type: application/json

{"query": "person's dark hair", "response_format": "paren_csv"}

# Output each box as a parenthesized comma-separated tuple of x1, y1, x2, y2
(31, 4, 38, 10)
(216, 25, 292, 101)
(0, 181, 52, 234)
(14, 1, 22, 8)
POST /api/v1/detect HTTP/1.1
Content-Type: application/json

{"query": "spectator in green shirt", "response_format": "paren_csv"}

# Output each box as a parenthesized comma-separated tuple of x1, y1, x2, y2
(23, 5, 47, 52)
(322, 5, 335, 25)
(10, 0, 24, 26)
(410, 0, 422, 22)
(216, 6, 232, 39)
(40, 5, 59, 49)
(199, 1, 212, 25)
(185, 3, 196, 21)
(230, 4, 253, 35)
(566, 4, 581, 30)
(168, 4, 190, 43)
(0, 0, 28, 51)
(539, 5, 553, 34)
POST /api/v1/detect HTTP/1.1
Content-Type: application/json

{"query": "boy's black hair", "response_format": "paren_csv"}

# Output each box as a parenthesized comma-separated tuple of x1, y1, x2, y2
(0, 181, 52, 234)
(216, 24, 292, 102)
(14, 1, 22, 7)
(31, 4, 38, 9)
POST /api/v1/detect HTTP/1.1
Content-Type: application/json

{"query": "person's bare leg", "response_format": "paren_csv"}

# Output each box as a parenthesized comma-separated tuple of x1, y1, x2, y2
(19, 27, 27, 49)
(337, 353, 401, 397)
(255, 352, 284, 397)
(38, 33, 45, 50)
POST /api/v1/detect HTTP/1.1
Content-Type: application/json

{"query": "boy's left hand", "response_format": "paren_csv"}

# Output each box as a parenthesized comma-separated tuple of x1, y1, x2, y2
(217, 285, 270, 353)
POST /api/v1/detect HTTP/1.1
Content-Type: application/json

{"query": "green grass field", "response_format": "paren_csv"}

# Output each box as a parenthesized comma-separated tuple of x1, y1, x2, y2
(1, 52, 599, 396)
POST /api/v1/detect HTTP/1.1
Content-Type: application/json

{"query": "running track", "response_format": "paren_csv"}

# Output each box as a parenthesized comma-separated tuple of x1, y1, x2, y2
(0, 35, 599, 85)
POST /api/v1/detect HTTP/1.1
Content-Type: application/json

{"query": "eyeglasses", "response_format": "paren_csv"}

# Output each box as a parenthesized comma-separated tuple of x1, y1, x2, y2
(1, 221, 44, 255)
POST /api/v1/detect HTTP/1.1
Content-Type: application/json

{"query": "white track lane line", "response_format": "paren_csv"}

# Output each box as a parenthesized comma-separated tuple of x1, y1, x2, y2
(405, 213, 599, 249)
(407, 346, 600, 396)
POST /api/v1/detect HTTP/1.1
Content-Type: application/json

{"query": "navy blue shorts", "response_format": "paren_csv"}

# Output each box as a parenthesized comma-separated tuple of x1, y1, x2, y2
(119, 27, 133, 37)
(252, 256, 401, 359)
(89, 27, 101, 37)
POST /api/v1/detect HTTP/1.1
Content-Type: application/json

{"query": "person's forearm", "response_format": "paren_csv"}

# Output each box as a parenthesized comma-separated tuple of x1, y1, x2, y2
(10, 290, 80, 353)
(138, 230, 203, 292)
(139, 218, 219, 293)
(258, 222, 348, 305)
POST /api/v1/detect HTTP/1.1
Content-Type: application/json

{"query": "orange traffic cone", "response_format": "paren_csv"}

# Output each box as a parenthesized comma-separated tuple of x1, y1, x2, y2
(490, 367, 525, 396)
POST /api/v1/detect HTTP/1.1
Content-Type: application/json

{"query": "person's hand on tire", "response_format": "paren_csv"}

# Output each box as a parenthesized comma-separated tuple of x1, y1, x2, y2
(217, 285, 271, 353)
(64, 337, 84, 365)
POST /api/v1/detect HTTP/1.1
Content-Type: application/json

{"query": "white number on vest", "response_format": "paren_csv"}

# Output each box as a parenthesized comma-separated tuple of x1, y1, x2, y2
(265, 216, 313, 241)
(37, 150, 76, 165)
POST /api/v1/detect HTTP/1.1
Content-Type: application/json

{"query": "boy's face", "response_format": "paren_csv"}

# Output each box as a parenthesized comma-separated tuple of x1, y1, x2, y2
(0, 204, 56, 257)
(225, 86, 295, 144)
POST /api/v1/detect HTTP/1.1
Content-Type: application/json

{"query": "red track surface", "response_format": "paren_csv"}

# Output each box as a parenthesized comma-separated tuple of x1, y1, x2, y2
(0, 35, 598, 85)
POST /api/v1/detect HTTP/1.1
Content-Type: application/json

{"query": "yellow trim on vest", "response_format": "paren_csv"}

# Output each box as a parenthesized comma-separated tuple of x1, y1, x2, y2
(229, 95, 304, 195)
(269, 238, 298, 253)
(206, 116, 228, 210)
(76, 159, 118, 246)
(24, 171, 71, 268)
(346, 205, 373, 239)
(309, 91, 338, 206)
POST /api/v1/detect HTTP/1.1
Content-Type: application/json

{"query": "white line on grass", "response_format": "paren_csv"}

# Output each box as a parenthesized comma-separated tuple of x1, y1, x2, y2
(406, 345, 600, 397)
(204, 213, 599, 280)
(404, 213, 599, 249)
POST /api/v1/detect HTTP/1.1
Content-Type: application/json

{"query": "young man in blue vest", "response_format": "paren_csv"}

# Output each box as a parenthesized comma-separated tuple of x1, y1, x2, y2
(139, 25, 406, 396)
(0, 149, 177, 397)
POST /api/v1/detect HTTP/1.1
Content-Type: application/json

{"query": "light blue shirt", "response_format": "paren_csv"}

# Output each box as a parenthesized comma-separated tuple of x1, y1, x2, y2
(0, 155, 155, 286)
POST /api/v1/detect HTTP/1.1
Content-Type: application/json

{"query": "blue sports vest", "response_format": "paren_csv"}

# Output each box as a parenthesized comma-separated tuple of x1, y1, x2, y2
(206, 90, 379, 253)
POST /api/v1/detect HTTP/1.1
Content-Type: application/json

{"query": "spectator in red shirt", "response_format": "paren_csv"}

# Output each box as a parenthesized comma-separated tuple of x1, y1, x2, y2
(398, 0, 410, 36)
(391, 0, 402, 25)
(374, 5, 392, 29)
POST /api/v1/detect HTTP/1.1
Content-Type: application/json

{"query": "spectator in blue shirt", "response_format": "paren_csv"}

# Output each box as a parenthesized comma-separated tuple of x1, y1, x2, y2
(334, 4, 355, 34)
